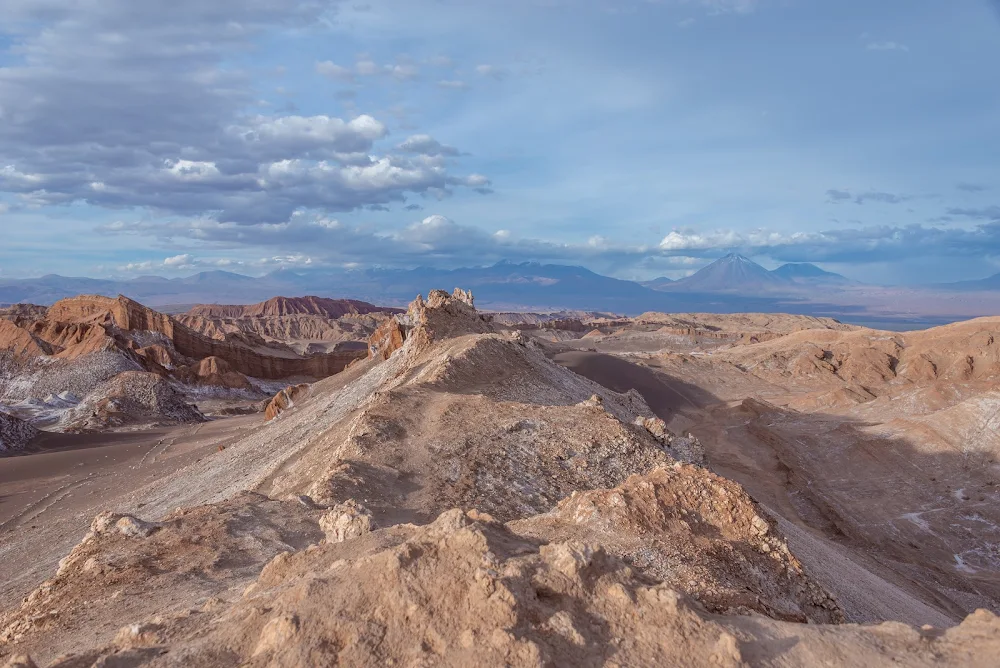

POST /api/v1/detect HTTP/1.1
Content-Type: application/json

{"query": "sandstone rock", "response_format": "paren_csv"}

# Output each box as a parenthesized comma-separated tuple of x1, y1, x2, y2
(34, 295, 368, 380)
(368, 317, 407, 360)
(188, 296, 397, 319)
(264, 384, 311, 421)
(319, 500, 376, 543)
(91, 511, 160, 538)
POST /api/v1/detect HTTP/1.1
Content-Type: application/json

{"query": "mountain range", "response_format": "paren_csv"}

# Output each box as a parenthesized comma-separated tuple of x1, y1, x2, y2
(2, 254, 999, 326)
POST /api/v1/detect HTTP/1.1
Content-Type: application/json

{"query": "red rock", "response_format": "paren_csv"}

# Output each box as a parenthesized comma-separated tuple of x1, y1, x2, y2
(264, 384, 311, 421)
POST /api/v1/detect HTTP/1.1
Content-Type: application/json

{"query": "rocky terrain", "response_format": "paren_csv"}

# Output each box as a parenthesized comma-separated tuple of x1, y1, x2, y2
(177, 296, 400, 356)
(0, 290, 998, 665)
(0, 412, 36, 453)
(0, 296, 374, 435)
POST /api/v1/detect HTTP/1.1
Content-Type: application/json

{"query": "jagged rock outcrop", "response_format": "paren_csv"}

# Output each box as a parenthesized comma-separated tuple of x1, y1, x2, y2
(367, 317, 408, 360)
(0, 321, 51, 359)
(408, 288, 494, 352)
(264, 384, 311, 421)
(19, 295, 368, 380)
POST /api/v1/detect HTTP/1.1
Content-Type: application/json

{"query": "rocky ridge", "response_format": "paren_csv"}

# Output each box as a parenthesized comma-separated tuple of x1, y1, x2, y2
(0, 296, 372, 431)
(1, 289, 998, 665)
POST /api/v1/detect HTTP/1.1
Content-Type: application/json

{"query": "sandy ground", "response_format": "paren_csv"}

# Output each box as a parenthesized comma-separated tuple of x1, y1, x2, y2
(0, 415, 262, 611)
(552, 351, 706, 419)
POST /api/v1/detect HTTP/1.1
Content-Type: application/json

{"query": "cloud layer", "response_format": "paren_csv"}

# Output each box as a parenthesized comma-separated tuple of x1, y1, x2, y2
(0, 0, 489, 225)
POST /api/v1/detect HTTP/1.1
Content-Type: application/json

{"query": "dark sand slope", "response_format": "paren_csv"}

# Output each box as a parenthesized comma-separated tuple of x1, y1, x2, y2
(0, 416, 262, 610)
(553, 351, 709, 420)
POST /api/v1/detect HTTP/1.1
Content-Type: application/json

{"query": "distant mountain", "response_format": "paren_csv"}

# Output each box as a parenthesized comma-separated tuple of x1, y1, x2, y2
(663, 254, 790, 293)
(937, 273, 1000, 292)
(0, 273, 291, 307)
(176, 270, 263, 285)
(0, 260, 829, 316)
(639, 276, 674, 290)
(771, 263, 851, 284)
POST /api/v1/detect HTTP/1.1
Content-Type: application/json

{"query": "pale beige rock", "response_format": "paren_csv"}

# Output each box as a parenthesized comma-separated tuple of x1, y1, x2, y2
(319, 500, 376, 543)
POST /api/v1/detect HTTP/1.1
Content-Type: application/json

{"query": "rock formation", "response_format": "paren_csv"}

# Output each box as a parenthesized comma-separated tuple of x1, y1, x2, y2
(0, 295, 375, 430)
(2, 290, 1000, 665)
(0, 411, 37, 452)
(186, 296, 398, 319)
(264, 384, 311, 421)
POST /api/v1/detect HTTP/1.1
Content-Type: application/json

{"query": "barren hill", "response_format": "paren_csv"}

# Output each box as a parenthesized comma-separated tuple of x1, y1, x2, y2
(0, 295, 371, 430)
(187, 296, 399, 319)
(177, 296, 399, 357)
(0, 290, 997, 665)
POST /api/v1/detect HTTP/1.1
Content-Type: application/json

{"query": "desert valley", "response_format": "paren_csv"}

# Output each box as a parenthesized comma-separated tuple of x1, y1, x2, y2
(1, 287, 999, 666)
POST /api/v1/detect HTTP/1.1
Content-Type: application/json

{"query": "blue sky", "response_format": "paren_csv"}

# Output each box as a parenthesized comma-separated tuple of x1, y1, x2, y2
(1, 0, 999, 284)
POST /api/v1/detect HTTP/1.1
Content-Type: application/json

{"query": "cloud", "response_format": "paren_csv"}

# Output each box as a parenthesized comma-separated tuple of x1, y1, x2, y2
(0, 1, 489, 226)
(854, 191, 908, 205)
(316, 60, 356, 81)
(826, 189, 910, 205)
(436, 79, 469, 90)
(97, 205, 1000, 275)
(323, 57, 418, 80)
(397, 135, 461, 156)
(163, 254, 195, 268)
(657, 220, 1000, 264)
(866, 41, 910, 52)
(427, 55, 454, 68)
(475, 64, 508, 80)
(957, 182, 989, 193)
(119, 253, 241, 273)
(947, 206, 1000, 221)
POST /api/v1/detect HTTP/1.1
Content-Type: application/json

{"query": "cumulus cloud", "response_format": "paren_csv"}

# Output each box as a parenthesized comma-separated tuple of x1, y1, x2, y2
(118, 253, 243, 273)
(96, 201, 1000, 275)
(658, 220, 1000, 263)
(0, 1, 487, 226)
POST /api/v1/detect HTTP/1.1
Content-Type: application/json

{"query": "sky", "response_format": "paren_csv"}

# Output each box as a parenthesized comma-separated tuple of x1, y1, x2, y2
(1, 0, 999, 285)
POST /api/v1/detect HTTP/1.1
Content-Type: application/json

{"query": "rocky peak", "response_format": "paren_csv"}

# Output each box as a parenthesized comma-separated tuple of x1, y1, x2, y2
(367, 288, 491, 360)
(408, 288, 493, 350)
